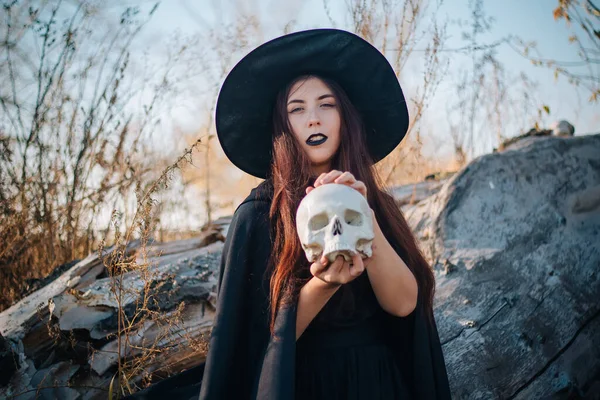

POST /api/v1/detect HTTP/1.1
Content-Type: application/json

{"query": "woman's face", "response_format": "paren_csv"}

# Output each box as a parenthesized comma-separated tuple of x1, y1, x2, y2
(286, 77, 341, 175)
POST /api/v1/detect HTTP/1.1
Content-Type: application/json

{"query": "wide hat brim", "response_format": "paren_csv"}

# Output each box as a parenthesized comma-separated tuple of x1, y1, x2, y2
(215, 28, 409, 179)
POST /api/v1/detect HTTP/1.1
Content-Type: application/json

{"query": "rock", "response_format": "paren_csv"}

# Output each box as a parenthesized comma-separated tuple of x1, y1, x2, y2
(496, 127, 553, 152)
(21, 259, 81, 300)
(405, 133, 600, 398)
(29, 360, 80, 400)
(391, 179, 449, 210)
(0, 229, 223, 398)
(496, 120, 576, 153)
(0, 333, 19, 386)
(551, 120, 575, 137)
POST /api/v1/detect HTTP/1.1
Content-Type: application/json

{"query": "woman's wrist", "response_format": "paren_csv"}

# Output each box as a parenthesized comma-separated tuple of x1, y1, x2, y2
(296, 276, 341, 340)
(310, 276, 342, 291)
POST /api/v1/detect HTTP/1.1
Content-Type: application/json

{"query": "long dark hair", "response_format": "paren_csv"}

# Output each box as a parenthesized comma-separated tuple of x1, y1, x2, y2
(267, 75, 435, 333)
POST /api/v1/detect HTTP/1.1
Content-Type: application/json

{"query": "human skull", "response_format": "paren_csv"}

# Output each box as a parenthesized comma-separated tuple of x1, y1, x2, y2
(296, 183, 374, 263)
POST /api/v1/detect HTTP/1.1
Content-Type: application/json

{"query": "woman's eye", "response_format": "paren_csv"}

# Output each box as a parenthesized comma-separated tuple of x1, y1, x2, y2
(321, 103, 335, 108)
(289, 107, 302, 113)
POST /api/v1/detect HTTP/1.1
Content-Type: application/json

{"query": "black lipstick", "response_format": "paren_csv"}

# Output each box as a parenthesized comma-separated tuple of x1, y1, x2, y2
(306, 134, 328, 146)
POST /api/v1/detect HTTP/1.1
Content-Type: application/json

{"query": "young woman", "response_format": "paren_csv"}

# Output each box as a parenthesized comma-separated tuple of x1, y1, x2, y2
(199, 29, 451, 400)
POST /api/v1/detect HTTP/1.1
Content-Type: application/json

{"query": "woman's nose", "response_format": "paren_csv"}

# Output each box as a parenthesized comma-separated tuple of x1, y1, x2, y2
(307, 109, 320, 127)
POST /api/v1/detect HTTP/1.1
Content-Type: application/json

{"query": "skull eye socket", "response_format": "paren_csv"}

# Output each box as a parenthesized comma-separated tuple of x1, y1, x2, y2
(345, 209, 363, 226)
(309, 213, 329, 230)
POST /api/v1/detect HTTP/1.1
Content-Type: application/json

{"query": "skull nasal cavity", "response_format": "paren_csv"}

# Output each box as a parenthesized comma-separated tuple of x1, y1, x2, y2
(332, 218, 343, 236)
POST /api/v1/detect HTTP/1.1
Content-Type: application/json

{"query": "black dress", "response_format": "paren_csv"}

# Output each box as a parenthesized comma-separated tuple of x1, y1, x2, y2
(295, 271, 413, 400)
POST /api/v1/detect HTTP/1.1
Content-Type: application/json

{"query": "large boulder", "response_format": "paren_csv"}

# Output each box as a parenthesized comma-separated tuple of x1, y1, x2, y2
(405, 133, 600, 398)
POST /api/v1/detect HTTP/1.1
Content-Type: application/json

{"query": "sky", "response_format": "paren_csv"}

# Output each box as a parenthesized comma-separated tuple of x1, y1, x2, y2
(136, 0, 597, 153)
(111, 0, 598, 227)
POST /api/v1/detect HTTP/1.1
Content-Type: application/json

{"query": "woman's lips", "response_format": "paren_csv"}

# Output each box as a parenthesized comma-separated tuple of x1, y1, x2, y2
(306, 134, 328, 146)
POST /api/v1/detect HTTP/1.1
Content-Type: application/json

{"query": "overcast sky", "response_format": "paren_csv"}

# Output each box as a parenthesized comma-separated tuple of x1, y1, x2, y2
(90, 0, 599, 228)
(132, 0, 597, 159)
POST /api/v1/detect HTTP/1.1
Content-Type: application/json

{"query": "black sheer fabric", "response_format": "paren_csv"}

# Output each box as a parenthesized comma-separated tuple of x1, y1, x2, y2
(295, 273, 413, 399)
(310, 272, 380, 328)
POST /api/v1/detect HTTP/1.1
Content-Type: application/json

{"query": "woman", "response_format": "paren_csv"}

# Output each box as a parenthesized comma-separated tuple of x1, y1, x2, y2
(199, 29, 451, 400)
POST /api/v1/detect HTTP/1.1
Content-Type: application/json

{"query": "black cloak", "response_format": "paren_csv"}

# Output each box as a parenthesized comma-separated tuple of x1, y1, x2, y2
(126, 180, 451, 399)
(199, 180, 451, 399)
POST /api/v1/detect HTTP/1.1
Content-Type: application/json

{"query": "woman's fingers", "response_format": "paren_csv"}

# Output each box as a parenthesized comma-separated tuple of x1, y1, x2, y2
(314, 170, 343, 187)
(310, 256, 329, 276)
(320, 255, 343, 280)
(348, 253, 365, 276)
(350, 181, 368, 198)
(311, 253, 366, 285)
(312, 255, 345, 282)
(314, 172, 328, 187)
(312, 170, 368, 200)
(334, 171, 356, 184)
(332, 255, 345, 273)
(324, 170, 343, 183)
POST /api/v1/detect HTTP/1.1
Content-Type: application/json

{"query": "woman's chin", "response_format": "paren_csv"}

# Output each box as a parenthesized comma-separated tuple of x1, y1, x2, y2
(309, 149, 334, 160)
(309, 157, 335, 173)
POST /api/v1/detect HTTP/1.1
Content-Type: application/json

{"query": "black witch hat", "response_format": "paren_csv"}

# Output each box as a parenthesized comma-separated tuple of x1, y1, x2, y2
(215, 28, 409, 179)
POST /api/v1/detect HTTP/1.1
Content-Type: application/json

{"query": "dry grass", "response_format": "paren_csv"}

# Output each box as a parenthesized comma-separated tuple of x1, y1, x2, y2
(98, 140, 208, 396)
(0, 1, 208, 397)
(0, 1, 190, 313)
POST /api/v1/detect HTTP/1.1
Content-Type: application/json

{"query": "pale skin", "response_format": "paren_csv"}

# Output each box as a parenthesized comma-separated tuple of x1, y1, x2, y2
(286, 77, 341, 176)
(288, 77, 419, 340)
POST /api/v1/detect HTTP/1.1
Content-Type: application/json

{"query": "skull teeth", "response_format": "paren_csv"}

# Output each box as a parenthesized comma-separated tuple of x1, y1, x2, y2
(326, 251, 354, 262)
(324, 244, 357, 263)
(323, 243, 355, 256)
(325, 243, 354, 250)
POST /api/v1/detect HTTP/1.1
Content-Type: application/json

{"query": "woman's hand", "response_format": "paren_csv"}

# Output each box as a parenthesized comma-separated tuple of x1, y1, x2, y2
(306, 170, 367, 199)
(310, 252, 366, 287)
(305, 170, 371, 286)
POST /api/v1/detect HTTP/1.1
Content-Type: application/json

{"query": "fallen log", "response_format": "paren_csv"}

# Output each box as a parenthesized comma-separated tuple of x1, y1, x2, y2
(0, 227, 226, 399)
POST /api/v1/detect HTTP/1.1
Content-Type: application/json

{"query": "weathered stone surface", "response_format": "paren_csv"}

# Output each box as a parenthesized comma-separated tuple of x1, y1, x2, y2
(390, 179, 450, 210)
(0, 229, 223, 399)
(405, 133, 600, 398)
(551, 120, 575, 137)
(0, 333, 19, 386)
